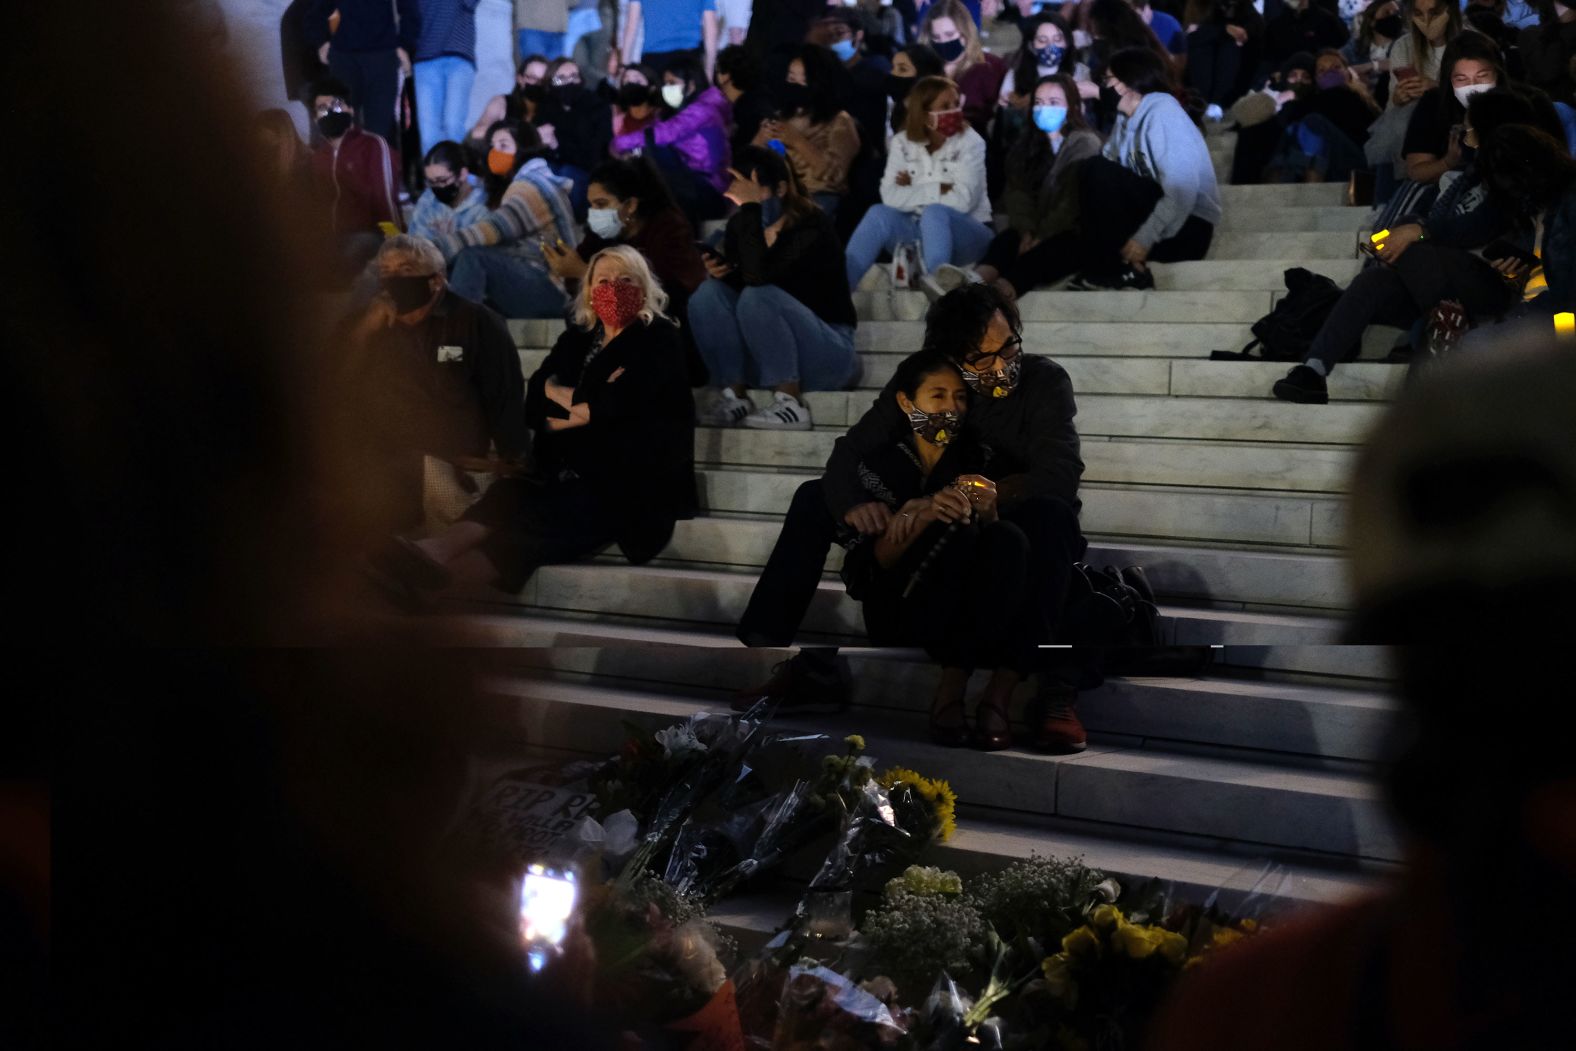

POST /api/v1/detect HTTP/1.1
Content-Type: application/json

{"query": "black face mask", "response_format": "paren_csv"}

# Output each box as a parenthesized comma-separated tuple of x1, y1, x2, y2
(518, 83, 547, 105)
(1374, 14, 1404, 37)
(778, 82, 812, 113)
(381, 274, 435, 314)
(1098, 84, 1120, 111)
(431, 182, 462, 206)
(317, 111, 353, 139)
(934, 38, 965, 62)
(885, 73, 915, 103)
(617, 82, 653, 108)
(553, 82, 583, 106)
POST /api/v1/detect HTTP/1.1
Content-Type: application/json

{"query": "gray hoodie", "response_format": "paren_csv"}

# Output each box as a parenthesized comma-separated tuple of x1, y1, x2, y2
(1102, 92, 1223, 249)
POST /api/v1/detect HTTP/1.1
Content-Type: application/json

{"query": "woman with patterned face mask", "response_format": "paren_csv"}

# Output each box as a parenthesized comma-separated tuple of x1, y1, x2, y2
(382, 246, 696, 597)
(834, 348, 1041, 753)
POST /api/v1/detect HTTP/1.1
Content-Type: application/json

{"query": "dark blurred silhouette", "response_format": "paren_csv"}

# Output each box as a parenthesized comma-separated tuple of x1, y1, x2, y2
(4, 5, 607, 1048)
(1148, 339, 1576, 1051)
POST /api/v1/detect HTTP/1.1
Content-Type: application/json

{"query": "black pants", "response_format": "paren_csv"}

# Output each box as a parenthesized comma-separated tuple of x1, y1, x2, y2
(329, 47, 401, 143)
(862, 519, 1040, 674)
(737, 482, 1086, 654)
(463, 477, 622, 591)
(978, 229, 1079, 298)
(1305, 243, 1520, 374)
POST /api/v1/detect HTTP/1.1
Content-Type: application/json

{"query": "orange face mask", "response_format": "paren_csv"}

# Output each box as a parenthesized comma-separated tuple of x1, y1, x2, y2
(487, 149, 517, 176)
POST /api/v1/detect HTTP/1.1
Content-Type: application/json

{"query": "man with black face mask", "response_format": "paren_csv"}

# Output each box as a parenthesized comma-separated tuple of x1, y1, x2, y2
(309, 77, 403, 278)
(347, 235, 530, 535)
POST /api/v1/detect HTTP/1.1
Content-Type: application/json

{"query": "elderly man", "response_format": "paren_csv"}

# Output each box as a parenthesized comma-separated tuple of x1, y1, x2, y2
(347, 235, 530, 535)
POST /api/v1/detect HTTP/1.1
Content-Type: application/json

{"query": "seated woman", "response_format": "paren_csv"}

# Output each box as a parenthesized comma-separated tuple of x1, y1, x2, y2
(388, 246, 696, 594)
(1267, 49, 1380, 184)
(1272, 91, 1546, 404)
(918, 0, 1008, 134)
(607, 64, 660, 141)
(1027, 47, 1220, 291)
(753, 43, 862, 217)
(610, 55, 732, 221)
(468, 54, 551, 154)
(998, 13, 1090, 105)
(836, 347, 1040, 752)
(843, 75, 994, 296)
(435, 119, 579, 319)
(886, 43, 946, 135)
(691, 146, 860, 430)
(532, 57, 614, 217)
(975, 74, 1102, 299)
(1184, 0, 1265, 113)
(1399, 33, 1504, 187)
(542, 156, 710, 383)
(409, 141, 489, 241)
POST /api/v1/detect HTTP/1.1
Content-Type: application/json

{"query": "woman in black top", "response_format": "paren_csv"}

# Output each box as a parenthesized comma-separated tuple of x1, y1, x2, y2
(690, 145, 860, 431)
(378, 245, 696, 595)
(838, 348, 1043, 752)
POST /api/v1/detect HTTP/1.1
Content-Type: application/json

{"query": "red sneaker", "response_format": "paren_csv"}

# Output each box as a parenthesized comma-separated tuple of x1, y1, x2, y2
(1031, 690, 1087, 754)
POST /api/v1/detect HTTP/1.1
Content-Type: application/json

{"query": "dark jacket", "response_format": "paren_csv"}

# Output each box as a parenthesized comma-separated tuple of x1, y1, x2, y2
(536, 86, 614, 174)
(1400, 167, 1509, 250)
(525, 317, 697, 560)
(1281, 85, 1377, 147)
(1263, 8, 1349, 67)
(722, 203, 858, 329)
(823, 353, 1083, 521)
(355, 290, 528, 461)
(1003, 128, 1102, 240)
(1520, 19, 1576, 107)
(304, 0, 421, 54)
(1508, 182, 1576, 314)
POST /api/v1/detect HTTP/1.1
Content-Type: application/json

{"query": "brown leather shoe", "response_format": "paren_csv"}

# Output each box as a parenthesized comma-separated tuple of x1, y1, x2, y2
(1032, 689, 1087, 754)
(971, 700, 1013, 752)
(730, 651, 851, 714)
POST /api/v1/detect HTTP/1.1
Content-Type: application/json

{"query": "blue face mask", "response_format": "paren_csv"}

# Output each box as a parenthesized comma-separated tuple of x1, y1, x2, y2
(1034, 45, 1064, 69)
(1033, 104, 1068, 134)
(759, 193, 785, 227)
(830, 38, 857, 62)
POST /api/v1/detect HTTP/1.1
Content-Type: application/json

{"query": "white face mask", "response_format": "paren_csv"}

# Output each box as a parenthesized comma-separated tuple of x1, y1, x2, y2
(1453, 82, 1493, 108)
(586, 207, 623, 239)
(661, 83, 686, 108)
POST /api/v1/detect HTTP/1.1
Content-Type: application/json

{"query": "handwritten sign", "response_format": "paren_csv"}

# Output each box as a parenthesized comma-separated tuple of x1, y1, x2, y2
(467, 780, 599, 861)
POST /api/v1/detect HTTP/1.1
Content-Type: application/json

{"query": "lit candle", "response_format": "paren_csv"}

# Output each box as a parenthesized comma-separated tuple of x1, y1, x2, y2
(1555, 312, 1574, 341)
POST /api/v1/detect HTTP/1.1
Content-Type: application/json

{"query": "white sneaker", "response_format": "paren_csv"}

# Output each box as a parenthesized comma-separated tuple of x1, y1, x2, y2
(742, 391, 813, 430)
(933, 263, 981, 291)
(697, 388, 755, 427)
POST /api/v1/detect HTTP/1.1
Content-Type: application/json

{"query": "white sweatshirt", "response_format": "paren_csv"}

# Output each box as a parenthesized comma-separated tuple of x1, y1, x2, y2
(879, 126, 994, 224)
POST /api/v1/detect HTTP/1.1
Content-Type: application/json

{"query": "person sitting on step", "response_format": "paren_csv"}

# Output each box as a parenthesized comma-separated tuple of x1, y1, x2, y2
(734, 283, 1093, 754)
(690, 145, 861, 431)
(836, 348, 1044, 751)
(610, 55, 734, 222)
(409, 141, 489, 243)
(752, 43, 863, 219)
(1272, 94, 1558, 404)
(1035, 46, 1221, 291)
(372, 246, 696, 598)
(974, 73, 1103, 301)
(841, 74, 995, 299)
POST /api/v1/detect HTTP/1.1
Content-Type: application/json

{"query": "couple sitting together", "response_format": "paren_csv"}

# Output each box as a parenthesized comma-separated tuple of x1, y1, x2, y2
(733, 284, 1095, 754)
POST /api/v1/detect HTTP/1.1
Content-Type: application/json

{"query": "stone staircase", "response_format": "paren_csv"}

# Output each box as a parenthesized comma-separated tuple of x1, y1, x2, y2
(452, 136, 1407, 924)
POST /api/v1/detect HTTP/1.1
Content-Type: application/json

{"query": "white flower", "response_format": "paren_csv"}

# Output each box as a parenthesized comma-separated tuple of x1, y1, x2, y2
(1093, 878, 1122, 903)
(602, 809, 639, 857)
(654, 723, 706, 760)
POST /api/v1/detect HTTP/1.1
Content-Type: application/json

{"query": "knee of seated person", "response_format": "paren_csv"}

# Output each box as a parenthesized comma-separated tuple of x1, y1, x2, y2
(979, 518, 1030, 558)
(789, 478, 826, 513)
(736, 283, 788, 315)
(1008, 495, 1080, 534)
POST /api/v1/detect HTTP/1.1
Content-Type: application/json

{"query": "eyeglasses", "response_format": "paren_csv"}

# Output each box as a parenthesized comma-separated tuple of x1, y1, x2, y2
(551, 73, 581, 86)
(963, 334, 1023, 369)
(313, 99, 349, 117)
(428, 174, 459, 189)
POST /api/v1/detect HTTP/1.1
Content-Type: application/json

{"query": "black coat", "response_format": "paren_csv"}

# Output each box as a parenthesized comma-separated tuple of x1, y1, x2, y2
(525, 316, 697, 561)
(535, 87, 614, 174)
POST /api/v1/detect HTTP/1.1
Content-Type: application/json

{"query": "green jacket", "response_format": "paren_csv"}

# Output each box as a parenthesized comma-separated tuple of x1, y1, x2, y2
(1002, 127, 1101, 240)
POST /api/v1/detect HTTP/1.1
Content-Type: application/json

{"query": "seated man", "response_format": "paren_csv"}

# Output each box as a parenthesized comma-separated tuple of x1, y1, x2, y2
(308, 77, 403, 280)
(346, 235, 529, 541)
(735, 283, 1094, 752)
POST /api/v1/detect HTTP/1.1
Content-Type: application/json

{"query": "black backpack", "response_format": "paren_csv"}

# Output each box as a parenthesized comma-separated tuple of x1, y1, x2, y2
(1211, 267, 1344, 362)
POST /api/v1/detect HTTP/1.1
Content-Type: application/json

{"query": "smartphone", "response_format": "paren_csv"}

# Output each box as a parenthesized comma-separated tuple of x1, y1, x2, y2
(697, 241, 729, 265)
(1484, 239, 1538, 267)
(1394, 65, 1419, 81)
(377, 221, 401, 238)
(519, 863, 578, 973)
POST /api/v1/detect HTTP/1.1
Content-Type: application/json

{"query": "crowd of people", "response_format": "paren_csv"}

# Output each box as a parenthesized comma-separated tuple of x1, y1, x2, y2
(280, 0, 1576, 754)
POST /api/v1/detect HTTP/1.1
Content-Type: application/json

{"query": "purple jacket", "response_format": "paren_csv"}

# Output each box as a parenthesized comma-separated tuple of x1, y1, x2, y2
(611, 86, 732, 192)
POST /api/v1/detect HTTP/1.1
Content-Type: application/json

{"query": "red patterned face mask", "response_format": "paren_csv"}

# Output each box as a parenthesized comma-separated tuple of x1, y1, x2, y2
(590, 279, 644, 329)
(929, 108, 966, 137)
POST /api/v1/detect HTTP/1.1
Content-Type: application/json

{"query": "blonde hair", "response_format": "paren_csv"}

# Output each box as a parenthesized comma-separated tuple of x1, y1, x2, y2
(919, 0, 985, 74)
(570, 244, 673, 330)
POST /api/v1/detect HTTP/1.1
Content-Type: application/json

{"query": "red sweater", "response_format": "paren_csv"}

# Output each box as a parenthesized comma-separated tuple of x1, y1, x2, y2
(311, 127, 402, 236)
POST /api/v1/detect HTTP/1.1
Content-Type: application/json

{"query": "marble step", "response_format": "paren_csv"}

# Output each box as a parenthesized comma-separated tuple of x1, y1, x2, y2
(488, 678, 1399, 862)
(697, 471, 1347, 548)
(1150, 257, 1362, 290)
(1218, 645, 1394, 682)
(1215, 206, 1369, 233)
(504, 647, 1397, 763)
(510, 563, 1347, 644)
(523, 349, 1405, 402)
(1219, 182, 1349, 207)
(695, 431, 1358, 493)
(850, 288, 1280, 323)
(1206, 231, 1358, 260)
(626, 517, 1350, 611)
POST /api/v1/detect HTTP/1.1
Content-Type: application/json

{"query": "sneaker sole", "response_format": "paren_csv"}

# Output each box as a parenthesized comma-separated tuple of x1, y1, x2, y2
(1271, 380, 1328, 405)
(742, 418, 812, 430)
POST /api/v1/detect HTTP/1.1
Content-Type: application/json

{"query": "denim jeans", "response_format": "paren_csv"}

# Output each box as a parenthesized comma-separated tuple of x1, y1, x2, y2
(687, 280, 859, 390)
(449, 246, 568, 318)
(414, 55, 477, 157)
(843, 203, 995, 289)
(518, 10, 601, 62)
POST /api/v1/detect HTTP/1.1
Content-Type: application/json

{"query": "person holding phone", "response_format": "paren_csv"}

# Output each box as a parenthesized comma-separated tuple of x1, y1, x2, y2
(689, 146, 859, 430)
(1400, 33, 1505, 186)
(835, 348, 1041, 751)
(1273, 91, 1545, 404)
(1386, 0, 1459, 108)
(751, 43, 862, 218)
